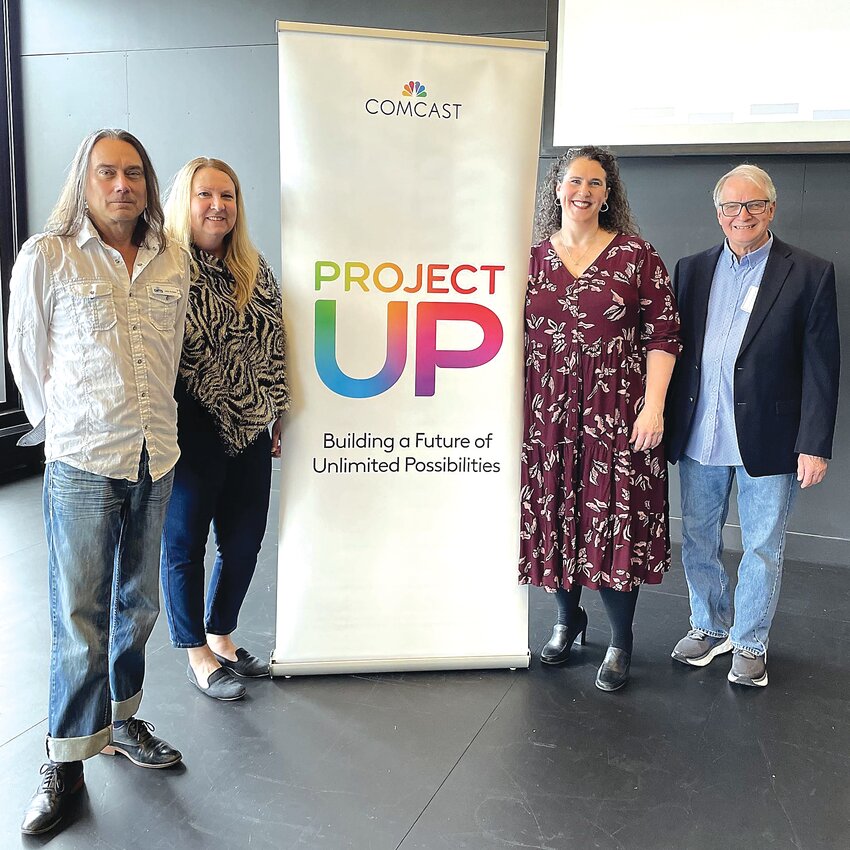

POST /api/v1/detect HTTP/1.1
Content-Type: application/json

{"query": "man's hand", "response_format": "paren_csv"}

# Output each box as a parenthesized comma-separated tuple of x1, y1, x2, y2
(797, 453, 828, 488)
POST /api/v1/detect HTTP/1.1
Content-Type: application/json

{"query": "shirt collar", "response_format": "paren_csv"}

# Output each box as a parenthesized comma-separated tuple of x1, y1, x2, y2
(722, 232, 773, 269)
(75, 214, 155, 252)
(192, 243, 226, 269)
(75, 216, 101, 248)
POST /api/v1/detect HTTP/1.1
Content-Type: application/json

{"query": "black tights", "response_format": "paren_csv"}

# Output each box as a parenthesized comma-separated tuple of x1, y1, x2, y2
(555, 585, 640, 653)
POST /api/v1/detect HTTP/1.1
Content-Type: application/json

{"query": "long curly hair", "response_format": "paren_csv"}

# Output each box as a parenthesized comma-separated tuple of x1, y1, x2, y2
(533, 146, 639, 243)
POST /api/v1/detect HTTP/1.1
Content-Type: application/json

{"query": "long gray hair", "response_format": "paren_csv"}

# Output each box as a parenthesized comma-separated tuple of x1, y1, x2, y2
(47, 128, 166, 252)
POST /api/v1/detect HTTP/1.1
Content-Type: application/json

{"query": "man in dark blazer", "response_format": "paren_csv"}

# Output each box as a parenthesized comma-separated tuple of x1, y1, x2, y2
(665, 164, 840, 688)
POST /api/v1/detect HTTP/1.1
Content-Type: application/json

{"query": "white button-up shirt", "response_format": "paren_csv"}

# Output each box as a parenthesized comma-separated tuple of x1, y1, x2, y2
(7, 218, 190, 481)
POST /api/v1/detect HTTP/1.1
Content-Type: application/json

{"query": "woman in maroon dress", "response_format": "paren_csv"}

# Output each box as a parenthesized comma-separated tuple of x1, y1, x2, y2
(519, 146, 681, 691)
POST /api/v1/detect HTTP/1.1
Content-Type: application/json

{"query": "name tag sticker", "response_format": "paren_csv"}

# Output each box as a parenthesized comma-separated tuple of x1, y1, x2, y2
(741, 285, 759, 314)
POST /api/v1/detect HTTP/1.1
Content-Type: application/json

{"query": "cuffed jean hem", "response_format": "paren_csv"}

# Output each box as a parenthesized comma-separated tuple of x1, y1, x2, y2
(732, 644, 766, 657)
(691, 625, 729, 640)
(47, 726, 111, 762)
(112, 689, 142, 722)
(204, 628, 236, 637)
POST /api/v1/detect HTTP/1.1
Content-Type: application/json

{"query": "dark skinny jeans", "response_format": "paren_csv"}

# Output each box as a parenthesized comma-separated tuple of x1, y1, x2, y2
(161, 393, 272, 648)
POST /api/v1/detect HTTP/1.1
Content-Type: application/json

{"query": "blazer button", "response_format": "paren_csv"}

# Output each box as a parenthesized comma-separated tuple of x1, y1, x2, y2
(689, 397, 694, 403)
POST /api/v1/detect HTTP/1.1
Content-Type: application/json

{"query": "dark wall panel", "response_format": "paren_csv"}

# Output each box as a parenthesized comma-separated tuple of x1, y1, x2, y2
(17, 0, 847, 562)
(541, 152, 849, 560)
(21, 0, 547, 54)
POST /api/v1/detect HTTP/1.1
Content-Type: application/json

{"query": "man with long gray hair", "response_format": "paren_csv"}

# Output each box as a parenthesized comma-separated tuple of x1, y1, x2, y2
(9, 129, 190, 835)
(665, 164, 840, 687)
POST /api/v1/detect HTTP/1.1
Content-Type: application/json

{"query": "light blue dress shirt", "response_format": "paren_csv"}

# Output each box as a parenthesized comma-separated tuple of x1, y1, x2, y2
(684, 234, 773, 466)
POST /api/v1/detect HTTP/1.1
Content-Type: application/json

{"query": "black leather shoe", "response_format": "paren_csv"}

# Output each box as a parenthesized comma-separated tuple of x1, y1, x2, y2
(213, 647, 269, 678)
(20, 761, 84, 835)
(595, 646, 631, 691)
(187, 663, 246, 701)
(101, 718, 182, 768)
(540, 607, 588, 665)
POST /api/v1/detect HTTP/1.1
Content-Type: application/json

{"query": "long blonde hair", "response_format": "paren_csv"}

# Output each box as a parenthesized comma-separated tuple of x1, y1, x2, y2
(164, 157, 259, 310)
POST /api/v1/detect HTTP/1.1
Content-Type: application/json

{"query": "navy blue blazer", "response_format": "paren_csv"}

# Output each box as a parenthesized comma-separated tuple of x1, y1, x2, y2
(665, 236, 840, 476)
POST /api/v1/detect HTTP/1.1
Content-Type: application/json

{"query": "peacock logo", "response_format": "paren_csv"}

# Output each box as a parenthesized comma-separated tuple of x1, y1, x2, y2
(402, 80, 427, 98)
(364, 80, 461, 119)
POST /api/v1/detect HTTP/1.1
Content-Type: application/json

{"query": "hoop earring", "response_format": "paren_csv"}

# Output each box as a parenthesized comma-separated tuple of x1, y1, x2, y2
(600, 202, 609, 213)
(555, 197, 561, 206)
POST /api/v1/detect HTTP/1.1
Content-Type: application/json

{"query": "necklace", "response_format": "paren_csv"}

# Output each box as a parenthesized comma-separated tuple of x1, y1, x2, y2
(556, 228, 600, 270)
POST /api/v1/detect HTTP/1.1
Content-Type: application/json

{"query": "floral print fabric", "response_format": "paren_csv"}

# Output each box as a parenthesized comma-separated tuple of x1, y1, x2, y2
(519, 234, 681, 592)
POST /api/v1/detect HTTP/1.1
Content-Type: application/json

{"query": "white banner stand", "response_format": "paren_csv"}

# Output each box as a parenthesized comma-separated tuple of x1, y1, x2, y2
(272, 22, 546, 676)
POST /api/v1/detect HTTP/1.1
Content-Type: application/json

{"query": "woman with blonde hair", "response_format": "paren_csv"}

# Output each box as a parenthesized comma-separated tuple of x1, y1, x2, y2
(160, 157, 289, 700)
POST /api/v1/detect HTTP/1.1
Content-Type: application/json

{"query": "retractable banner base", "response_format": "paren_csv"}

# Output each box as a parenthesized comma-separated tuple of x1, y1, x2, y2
(271, 652, 531, 678)
(274, 22, 547, 676)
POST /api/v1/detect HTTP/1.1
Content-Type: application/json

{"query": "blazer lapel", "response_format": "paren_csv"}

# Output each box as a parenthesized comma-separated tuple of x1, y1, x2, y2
(688, 245, 723, 358)
(738, 238, 793, 356)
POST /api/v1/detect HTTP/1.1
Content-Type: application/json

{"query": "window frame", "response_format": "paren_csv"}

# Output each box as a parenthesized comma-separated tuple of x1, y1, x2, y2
(0, 0, 36, 465)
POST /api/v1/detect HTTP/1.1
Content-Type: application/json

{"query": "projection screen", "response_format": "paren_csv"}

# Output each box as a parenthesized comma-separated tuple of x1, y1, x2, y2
(549, 0, 850, 153)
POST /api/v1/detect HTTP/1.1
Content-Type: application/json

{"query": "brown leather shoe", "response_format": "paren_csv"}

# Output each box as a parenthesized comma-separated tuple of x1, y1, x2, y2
(20, 761, 84, 835)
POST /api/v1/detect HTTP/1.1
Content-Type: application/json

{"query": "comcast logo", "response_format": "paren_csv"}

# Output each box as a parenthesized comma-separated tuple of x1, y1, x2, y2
(364, 79, 461, 120)
(402, 80, 427, 98)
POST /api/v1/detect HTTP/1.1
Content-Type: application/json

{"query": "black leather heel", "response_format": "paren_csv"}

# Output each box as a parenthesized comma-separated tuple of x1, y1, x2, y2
(595, 646, 631, 691)
(540, 606, 588, 665)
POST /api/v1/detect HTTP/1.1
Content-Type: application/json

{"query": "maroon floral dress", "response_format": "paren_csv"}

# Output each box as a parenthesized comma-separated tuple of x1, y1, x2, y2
(518, 234, 681, 592)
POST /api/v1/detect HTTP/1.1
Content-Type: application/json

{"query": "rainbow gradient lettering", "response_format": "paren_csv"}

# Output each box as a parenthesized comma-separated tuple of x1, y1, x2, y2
(315, 300, 408, 398)
(314, 259, 505, 398)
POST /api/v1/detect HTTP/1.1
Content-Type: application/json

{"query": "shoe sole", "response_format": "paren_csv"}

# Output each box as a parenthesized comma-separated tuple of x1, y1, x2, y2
(727, 669, 768, 687)
(540, 653, 572, 667)
(187, 665, 248, 698)
(671, 636, 733, 667)
(189, 679, 246, 700)
(100, 746, 182, 768)
(595, 677, 628, 692)
(225, 667, 269, 679)
(202, 690, 246, 700)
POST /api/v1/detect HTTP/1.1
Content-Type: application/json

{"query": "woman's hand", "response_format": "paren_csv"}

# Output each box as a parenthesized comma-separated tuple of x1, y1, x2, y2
(271, 417, 282, 458)
(630, 402, 663, 451)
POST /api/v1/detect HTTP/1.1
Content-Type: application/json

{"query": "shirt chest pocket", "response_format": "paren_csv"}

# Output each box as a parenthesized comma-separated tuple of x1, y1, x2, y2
(68, 281, 117, 332)
(147, 284, 182, 331)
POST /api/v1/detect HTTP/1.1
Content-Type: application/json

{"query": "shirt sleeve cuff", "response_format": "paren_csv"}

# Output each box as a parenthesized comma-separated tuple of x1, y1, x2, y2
(17, 418, 46, 446)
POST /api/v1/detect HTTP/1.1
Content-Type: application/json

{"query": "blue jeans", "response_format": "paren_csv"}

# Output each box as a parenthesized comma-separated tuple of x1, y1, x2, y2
(160, 398, 272, 648)
(678, 455, 798, 655)
(44, 451, 173, 761)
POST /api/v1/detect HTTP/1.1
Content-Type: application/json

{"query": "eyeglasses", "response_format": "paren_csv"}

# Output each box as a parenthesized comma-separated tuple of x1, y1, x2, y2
(718, 199, 771, 217)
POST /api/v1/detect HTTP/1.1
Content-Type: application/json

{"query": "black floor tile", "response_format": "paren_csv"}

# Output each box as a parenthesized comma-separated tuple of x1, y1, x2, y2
(1, 472, 849, 849)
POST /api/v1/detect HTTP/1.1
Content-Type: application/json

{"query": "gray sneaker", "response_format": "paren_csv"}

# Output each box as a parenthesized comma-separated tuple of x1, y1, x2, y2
(671, 629, 733, 667)
(727, 649, 768, 687)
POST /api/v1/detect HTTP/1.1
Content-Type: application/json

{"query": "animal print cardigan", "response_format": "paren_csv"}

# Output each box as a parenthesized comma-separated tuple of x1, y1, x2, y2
(177, 246, 290, 455)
